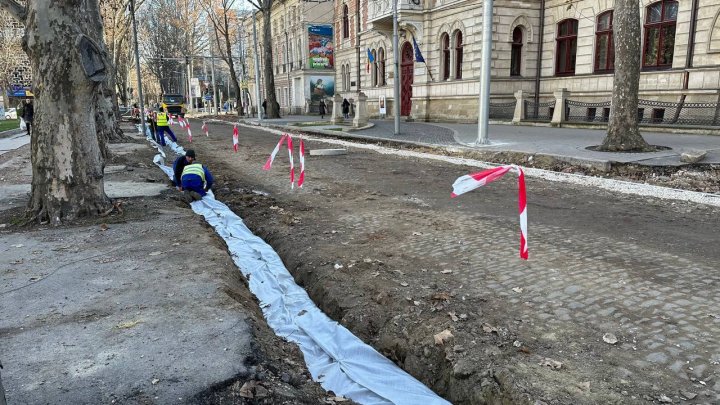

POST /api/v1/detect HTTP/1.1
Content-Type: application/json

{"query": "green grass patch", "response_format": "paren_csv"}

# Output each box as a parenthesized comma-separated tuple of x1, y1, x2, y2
(0, 119, 20, 132)
(327, 127, 344, 131)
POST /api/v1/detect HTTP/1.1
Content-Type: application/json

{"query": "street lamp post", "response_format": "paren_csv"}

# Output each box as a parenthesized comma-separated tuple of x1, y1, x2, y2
(129, 0, 147, 138)
(392, 0, 400, 135)
(253, 11, 262, 121)
(476, 0, 494, 145)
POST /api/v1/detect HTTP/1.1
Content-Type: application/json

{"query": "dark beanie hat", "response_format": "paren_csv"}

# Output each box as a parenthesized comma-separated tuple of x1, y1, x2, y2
(186, 149, 196, 158)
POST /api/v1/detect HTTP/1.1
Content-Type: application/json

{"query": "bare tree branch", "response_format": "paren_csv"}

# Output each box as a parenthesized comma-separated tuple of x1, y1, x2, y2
(0, 0, 26, 21)
(246, 0, 261, 10)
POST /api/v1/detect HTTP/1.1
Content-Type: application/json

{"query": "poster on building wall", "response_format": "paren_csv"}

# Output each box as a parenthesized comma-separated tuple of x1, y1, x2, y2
(379, 95, 386, 115)
(308, 76, 335, 102)
(308, 25, 334, 69)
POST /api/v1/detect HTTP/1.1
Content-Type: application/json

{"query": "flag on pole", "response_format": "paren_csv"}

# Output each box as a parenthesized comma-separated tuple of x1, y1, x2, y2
(451, 165, 528, 260)
(366, 48, 374, 73)
(187, 126, 192, 143)
(412, 36, 425, 63)
(202, 121, 209, 137)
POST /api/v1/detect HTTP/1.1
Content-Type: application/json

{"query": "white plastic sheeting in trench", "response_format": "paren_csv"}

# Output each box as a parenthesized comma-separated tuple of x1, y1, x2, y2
(147, 130, 450, 405)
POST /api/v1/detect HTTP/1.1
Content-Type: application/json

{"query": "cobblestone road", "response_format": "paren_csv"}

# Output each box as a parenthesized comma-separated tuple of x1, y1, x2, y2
(198, 119, 720, 402)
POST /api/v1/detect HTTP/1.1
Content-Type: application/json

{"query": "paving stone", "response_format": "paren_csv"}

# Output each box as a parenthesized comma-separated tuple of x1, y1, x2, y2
(646, 352, 670, 364)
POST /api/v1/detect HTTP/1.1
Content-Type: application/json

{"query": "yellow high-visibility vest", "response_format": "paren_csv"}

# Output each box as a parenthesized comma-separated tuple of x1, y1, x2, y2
(181, 163, 206, 184)
(156, 112, 169, 126)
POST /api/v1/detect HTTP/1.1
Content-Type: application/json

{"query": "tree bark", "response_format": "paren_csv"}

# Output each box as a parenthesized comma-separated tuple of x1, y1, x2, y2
(261, 7, 279, 118)
(600, 0, 651, 151)
(22, 0, 113, 224)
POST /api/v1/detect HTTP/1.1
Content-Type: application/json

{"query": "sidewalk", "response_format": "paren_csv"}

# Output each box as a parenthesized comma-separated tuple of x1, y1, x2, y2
(0, 124, 331, 404)
(240, 115, 720, 167)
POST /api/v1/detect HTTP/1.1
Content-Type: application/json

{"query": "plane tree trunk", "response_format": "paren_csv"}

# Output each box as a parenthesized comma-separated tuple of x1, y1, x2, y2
(261, 7, 279, 118)
(600, 0, 651, 151)
(1, 0, 114, 224)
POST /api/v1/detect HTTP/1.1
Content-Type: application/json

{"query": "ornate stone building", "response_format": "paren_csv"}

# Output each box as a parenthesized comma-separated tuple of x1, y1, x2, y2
(334, 0, 720, 124)
(244, 0, 335, 115)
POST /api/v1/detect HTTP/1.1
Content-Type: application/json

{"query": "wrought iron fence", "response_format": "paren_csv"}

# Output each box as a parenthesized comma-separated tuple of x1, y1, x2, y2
(638, 99, 720, 126)
(524, 99, 555, 121)
(489, 101, 516, 120)
(565, 98, 720, 126)
(565, 100, 612, 123)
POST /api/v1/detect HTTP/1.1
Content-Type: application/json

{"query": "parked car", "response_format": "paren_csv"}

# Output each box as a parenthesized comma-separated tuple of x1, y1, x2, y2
(4, 108, 17, 119)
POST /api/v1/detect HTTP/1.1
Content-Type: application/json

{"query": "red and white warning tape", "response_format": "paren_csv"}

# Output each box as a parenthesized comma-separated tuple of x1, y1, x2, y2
(451, 165, 528, 260)
(263, 133, 306, 189)
(263, 134, 287, 171)
(202, 121, 209, 137)
(232, 124, 239, 152)
(287, 136, 295, 188)
(298, 139, 305, 188)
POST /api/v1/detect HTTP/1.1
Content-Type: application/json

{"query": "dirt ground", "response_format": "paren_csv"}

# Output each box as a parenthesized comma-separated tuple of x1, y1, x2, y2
(181, 118, 719, 404)
(0, 127, 341, 404)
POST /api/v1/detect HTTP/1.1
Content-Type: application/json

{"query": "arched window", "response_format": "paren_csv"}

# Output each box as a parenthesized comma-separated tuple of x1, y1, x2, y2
(345, 64, 351, 90)
(378, 48, 386, 86)
(454, 31, 463, 79)
(595, 11, 614, 72)
(556, 19, 578, 75)
(342, 5, 349, 39)
(441, 33, 450, 80)
(643, 0, 677, 68)
(511, 27, 523, 76)
(371, 49, 378, 86)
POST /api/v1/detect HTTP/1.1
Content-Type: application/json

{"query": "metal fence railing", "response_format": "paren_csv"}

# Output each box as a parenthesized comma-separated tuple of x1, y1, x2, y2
(565, 98, 720, 127)
(489, 101, 516, 120)
(565, 100, 612, 123)
(524, 99, 555, 122)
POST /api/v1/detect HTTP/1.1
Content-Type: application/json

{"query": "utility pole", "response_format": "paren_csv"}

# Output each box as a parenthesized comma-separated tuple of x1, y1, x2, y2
(129, 0, 147, 138)
(238, 27, 248, 116)
(186, 56, 192, 113)
(285, 31, 292, 114)
(476, 0, 493, 145)
(253, 11, 262, 121)
(207, 24, 219, 114)
(392, 0, 400, 135)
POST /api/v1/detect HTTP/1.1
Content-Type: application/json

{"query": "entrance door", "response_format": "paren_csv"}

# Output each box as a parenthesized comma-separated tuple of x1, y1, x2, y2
(400, 42, 414, 116)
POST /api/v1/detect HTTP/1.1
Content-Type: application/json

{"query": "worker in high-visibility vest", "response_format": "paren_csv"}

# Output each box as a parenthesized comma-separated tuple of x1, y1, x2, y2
(179, 149, 214, 202)
(154, 109, 177, 146)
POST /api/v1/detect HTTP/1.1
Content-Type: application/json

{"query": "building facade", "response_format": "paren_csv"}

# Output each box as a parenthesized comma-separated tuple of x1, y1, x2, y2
(333, 0, 720, 124)
(244, 0, 335, 116)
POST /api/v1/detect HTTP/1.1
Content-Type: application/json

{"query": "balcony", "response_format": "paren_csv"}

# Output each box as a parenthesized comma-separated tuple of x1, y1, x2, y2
(369, 0, 423, 24)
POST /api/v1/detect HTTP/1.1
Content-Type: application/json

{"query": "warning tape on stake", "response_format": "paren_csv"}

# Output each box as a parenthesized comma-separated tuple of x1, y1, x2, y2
(263, 133, 306, 189)
(451, 165, 528, 260)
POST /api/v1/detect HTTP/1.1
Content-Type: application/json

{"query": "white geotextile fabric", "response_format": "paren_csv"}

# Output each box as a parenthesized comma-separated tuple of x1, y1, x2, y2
(145, 128, 450, 405)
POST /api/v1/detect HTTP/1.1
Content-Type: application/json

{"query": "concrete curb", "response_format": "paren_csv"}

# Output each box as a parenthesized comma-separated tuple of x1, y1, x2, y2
(0, 128, 23, 139)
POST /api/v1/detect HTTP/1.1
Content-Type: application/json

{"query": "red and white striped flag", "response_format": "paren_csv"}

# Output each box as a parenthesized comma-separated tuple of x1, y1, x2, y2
(202, 121, 209, 137)
(187, 125, 192, 143)
(232, 125, 239, 152)
(262, 134, 287, 171)
(287, 135, 295, 188)
(298, 139, 306, 188)
(169, 115, 175, 126)
(451, 165, 528, 260)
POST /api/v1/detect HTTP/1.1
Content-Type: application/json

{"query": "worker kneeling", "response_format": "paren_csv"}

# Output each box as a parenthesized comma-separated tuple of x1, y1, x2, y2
(177, 149, 214, 202)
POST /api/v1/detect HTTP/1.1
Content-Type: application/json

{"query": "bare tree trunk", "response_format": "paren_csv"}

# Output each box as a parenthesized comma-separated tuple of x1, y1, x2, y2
(22, 0, 113, 224)
(600, 0, 650, 151)
(261, 8, 279, 118)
